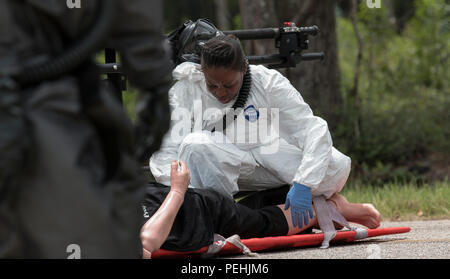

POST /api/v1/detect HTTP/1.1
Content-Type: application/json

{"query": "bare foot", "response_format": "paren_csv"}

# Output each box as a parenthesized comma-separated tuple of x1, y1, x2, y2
(328, 193, 381, 229)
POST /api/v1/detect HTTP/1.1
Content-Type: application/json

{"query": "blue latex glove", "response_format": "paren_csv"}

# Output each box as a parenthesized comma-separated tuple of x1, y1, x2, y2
(284, 183, 314, 228)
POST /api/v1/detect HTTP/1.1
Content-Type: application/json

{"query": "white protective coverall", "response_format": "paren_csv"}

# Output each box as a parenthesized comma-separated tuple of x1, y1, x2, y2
(150, 62, 351, 199)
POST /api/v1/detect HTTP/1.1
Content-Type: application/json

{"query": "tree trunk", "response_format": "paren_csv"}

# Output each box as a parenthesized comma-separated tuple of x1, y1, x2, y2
(238, 0, 279, 55)
(349, 0, 362, 139)
(240, 0, 343, 131)
(214, 0, 230, 30)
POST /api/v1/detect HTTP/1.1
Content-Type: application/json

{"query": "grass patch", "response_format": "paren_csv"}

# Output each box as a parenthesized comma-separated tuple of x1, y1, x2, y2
(341, 180, 450, 221)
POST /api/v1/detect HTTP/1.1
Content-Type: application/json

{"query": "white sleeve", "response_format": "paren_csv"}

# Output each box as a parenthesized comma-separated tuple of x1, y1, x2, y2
(149, 80, 193, 186)
(266, 69, 333, 191)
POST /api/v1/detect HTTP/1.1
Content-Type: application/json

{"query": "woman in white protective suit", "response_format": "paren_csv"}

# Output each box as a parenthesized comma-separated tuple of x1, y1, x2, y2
(150, 35, 358, 228)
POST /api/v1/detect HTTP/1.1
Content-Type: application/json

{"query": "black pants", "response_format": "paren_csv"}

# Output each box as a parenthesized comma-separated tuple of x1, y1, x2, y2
(141, 183, 289, 252)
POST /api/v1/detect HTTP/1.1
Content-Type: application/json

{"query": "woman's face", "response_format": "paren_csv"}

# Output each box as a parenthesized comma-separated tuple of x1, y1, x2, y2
(202, 66, 245, 104)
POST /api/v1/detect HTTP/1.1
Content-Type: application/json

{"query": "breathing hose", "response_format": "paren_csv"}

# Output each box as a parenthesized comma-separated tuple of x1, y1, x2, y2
(232, 66, 251, 110)
(13, 0, 117, 87)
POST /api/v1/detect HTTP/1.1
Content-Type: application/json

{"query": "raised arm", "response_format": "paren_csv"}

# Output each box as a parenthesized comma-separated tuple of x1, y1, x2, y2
(140, 160, 190, 258)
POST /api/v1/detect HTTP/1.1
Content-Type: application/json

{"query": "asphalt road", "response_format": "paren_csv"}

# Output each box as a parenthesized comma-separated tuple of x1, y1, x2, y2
(224, 219, 450, 259)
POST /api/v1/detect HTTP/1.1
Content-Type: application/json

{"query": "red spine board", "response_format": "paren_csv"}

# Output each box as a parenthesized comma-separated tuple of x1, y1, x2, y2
(151, 227, 411, 259)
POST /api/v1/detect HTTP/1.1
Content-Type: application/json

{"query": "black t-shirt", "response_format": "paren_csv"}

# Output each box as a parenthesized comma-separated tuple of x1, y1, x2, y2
(141, 182, 289, 252)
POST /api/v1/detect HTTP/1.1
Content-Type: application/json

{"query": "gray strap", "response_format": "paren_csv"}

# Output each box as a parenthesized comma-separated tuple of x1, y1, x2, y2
(226, 234, 258, 257)
(201, 234, 227, 258)
(313, 195, 353, 249)
(354, 227, 369, 239)
(201, 234, 258, 258)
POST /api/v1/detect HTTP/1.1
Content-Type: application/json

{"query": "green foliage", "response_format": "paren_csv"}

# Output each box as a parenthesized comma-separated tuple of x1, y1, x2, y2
(232, 14, 242, 30)
(122, 86, 138, 123)
(335, 0, 449, 184)
(342, 179, 450, 221)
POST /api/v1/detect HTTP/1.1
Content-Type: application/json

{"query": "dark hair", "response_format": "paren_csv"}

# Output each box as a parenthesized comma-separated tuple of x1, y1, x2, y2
(200, 35, 247, 71)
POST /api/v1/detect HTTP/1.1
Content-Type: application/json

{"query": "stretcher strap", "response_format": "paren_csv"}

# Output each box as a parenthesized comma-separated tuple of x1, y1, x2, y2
(201, 234, 227, 258)
(201, 234, 258, 258)
(313, 195, 353, 248)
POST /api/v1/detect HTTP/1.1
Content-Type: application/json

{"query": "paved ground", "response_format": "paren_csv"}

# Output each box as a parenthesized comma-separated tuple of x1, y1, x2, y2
(224, 219, 450, 259)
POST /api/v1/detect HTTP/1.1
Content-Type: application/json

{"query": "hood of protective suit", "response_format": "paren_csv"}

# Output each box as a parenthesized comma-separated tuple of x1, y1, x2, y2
(172, 62, 204, 83)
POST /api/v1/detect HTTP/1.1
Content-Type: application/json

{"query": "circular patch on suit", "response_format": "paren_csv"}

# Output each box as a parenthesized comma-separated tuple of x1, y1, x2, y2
(244, 105, 260, 123)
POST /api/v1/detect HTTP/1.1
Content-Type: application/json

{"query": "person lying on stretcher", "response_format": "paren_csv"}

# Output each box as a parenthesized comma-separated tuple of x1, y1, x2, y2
(140, 160, 381, 259)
